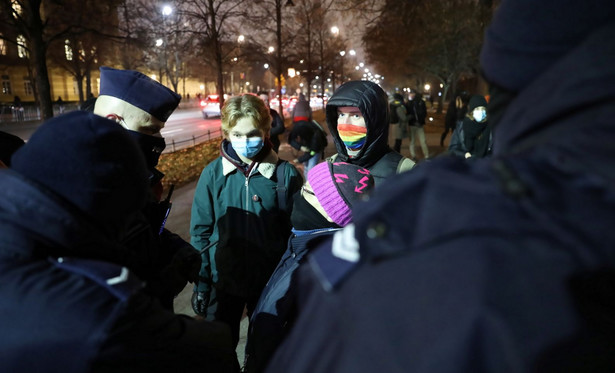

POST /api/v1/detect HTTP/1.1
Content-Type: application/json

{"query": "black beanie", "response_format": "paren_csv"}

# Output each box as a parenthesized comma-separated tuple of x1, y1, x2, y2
(468, 95, 488, 112)
(12, 111, 150, 225)
(480, 0, 615, 92)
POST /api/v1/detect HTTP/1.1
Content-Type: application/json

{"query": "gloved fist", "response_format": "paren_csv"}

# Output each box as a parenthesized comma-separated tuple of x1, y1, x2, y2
(191, 291, 209, 316)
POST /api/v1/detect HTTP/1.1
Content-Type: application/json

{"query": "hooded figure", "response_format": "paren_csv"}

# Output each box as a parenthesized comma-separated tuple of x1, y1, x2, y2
(0, 111, 238, 372)
(266, 1, 615, 372)
(462, 94, 491, 158)
(326, 80, 414, 185)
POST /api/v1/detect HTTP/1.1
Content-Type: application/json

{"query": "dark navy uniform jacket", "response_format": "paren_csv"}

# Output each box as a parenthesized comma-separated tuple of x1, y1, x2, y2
(266, 21, 615, 373)
(0, 170, 239, 373)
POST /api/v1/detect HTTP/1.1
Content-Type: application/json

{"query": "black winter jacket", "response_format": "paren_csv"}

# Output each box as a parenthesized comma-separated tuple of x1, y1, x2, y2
(0, 170, 239, 373)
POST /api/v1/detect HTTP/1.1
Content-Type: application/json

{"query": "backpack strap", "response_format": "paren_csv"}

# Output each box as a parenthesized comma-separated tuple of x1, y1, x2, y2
(276, 160, 288, 211)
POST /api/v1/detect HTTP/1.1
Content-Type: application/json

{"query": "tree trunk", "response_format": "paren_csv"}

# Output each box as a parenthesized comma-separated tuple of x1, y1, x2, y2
(85, 68, 92, 101)
(31, 35, 52, 120)
(29, 2, 52, 120)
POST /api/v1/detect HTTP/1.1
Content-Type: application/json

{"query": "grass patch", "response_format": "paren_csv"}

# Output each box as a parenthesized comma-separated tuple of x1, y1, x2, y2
(158, 138, 221, 191)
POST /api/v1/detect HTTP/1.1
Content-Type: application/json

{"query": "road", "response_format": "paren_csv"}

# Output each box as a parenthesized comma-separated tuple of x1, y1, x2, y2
(160, 107, 222, 152)
(0, 107, 222, 152)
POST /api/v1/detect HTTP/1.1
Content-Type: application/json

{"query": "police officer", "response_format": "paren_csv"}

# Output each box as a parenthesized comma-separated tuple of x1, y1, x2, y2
(93, 67, 201, 311)
(266, 0, 615, 371)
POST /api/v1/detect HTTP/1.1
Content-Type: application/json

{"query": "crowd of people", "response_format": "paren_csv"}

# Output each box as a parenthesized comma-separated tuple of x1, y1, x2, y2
(1, 0, 614, 371)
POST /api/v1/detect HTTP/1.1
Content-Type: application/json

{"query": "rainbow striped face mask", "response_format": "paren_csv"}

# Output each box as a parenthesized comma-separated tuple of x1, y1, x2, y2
(338, 124, 367, 151)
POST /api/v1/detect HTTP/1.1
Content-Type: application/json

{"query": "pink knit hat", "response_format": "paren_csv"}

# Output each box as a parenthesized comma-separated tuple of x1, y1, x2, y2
(308, 161, 375, 226)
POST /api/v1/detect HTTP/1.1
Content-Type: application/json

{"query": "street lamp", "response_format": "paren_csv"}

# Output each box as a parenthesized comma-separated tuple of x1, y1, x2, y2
(162, 5, 173, 16)
(268, 46, 275, 53)
(339, 50, 346, 83)
(331, 26, 340, 36)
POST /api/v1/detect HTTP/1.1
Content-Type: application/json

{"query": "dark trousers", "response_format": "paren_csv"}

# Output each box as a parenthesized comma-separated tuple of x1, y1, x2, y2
(207, 290, 259, 348)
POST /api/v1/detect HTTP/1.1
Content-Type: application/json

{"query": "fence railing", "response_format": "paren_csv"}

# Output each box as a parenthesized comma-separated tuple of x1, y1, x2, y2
(163, 127, 223, 153)
(0, 103, 81, 123)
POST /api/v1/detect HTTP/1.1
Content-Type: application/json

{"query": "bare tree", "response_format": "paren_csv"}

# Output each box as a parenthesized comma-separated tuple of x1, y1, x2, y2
(181, 0, 246, 107)
(1, 0, 54, 119)
(242, 0, 299, 116)
(363, 0, 493, 110)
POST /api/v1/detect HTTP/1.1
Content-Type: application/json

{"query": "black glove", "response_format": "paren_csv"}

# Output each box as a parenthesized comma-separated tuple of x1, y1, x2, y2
(191, 291, 210, 316)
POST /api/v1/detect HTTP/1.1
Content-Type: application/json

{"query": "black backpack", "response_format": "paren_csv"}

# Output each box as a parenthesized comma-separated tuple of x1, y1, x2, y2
(389, 102, 400, 124)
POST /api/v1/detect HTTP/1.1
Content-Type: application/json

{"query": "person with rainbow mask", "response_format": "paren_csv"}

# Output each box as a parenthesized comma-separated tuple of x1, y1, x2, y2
(325, 80, 414, 186)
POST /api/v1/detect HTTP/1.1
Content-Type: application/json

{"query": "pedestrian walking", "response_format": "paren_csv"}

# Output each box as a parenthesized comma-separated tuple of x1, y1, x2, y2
(407, 90, 429, 160)
(291, 93, 312, 123)
(258, 91, 285, 153)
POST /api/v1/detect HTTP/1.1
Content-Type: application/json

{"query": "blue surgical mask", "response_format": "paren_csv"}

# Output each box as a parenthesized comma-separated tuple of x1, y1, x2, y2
(472, 107, 487, 123)
(231, 137, 264, 159)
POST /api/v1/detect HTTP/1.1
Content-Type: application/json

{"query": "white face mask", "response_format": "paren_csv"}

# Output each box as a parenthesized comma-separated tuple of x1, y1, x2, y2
(472, 107, 487, 123)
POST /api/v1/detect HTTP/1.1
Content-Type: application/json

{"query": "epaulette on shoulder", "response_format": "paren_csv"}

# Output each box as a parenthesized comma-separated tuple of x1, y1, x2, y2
(49, 257, 144, 301)
(308, 224, 360, 291)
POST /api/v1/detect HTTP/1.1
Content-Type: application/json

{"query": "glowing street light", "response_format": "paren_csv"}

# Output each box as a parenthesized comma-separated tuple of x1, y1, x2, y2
(349, 49, 356, 56)
(264, 63, 269, 69)
(340, 50, 346, 57)
(162, 5, 173, 16)
(331, 26, 340, 36)
(424, 83, 431, 91)
(155, 39, 163, 47)
(238, 35, 245, 43)
(268, 46, 275, 53)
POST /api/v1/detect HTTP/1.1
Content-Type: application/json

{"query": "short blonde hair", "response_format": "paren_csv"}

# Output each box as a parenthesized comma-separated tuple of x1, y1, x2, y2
(221, 94, 272, 136)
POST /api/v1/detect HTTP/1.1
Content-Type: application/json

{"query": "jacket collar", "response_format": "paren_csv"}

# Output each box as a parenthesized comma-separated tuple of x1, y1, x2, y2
(221, 148, 279, 179)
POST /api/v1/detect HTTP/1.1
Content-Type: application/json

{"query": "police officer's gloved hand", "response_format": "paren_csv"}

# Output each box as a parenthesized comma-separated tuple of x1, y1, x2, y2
(191, 290, 209, 316)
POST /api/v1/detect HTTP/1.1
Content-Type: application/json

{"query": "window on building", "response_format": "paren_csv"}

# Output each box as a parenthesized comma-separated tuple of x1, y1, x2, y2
(2, 75, 12, 95)
(16, 35, 28, 58)
(65, 39, 73, 61)
(24, 77, 33, 96)
(0, 34, 6, 55)
(11, 0, 22, 16)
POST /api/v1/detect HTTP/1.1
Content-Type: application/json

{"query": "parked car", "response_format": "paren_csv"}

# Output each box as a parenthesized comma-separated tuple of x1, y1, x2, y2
(200, 94, 221, 119)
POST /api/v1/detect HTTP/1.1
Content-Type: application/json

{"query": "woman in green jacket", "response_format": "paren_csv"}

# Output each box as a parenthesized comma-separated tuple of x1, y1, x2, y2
(190, 94, 303, 350)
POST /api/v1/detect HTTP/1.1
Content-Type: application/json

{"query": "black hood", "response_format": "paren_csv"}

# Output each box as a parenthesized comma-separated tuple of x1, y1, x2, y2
(326, 81, 392, 168)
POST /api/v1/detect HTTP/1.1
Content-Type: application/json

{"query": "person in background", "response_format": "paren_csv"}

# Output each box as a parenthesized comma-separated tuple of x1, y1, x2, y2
(391, 93, 410, 153)
(291, 93, 312, 123)
(56, 96, 65, 114)
(0, 111, 239, 372)
(326, 80, 414, 186)
(245, 161, 375, 373)
(0, 131, 25, 168)
(287, 119, 328, 179)
(190, 94, 303, 352)
(93, 66, 201, 311)
(265, 0, 615, 371)
(463, 95, 492, 158)
(406, 90, 429, 160)
(258, 91, 285, 153)
(442, 91, 470, 147)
